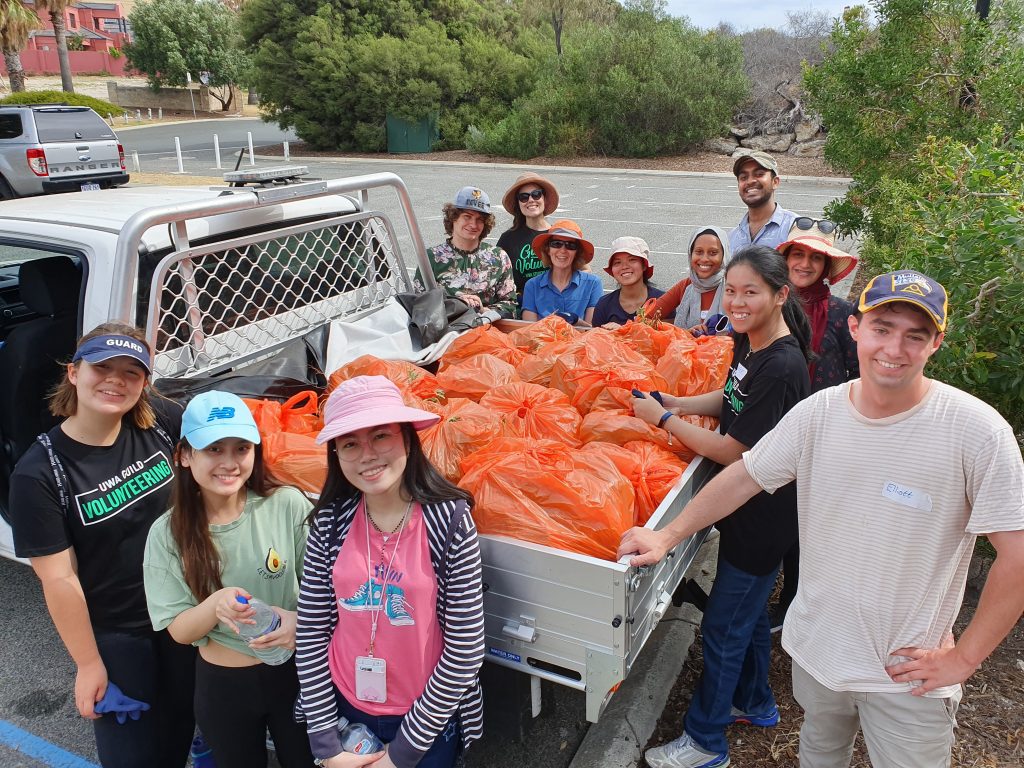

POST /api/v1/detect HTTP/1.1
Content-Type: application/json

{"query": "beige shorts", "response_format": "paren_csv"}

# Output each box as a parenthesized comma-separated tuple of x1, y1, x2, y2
(792, 661, 961, 768)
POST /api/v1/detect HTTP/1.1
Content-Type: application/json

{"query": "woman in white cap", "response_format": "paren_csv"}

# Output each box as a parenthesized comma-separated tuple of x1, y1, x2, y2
(496, 172, 559, 301)
(8, 323, 196, 768)
(520, 219, 603, 325)
(296, 376, 484, 768)
(592, 236, 665, 327)
(768, 218, 859, 633)
(143, 391, 314, 768)
(420, 186, 517, 320)
(653, 226, 732, 331)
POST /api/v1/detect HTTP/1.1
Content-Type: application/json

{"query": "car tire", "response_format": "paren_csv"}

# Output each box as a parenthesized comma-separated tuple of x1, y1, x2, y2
(0, 177, 15, 201)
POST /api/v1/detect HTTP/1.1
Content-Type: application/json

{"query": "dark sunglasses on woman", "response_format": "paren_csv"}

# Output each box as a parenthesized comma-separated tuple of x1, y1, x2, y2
(547, 239, 579, 251)
(517, 189, 545, 202)
(793, 216, 837, 235)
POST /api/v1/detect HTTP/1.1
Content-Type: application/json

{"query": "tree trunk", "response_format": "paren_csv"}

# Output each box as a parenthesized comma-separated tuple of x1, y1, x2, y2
(49, 11, 75, 93)
(3, 49, 27, 92)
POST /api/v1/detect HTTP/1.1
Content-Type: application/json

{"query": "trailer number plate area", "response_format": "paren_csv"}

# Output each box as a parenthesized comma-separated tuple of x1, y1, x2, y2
(488, 647, 521, 663)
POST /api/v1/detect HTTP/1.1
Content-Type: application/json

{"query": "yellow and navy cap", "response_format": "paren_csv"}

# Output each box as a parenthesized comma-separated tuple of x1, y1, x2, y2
(858, 270, 948, 333)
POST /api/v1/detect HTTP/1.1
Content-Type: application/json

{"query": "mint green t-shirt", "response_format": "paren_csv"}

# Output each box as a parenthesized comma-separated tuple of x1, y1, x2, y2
(143, 486, 311, 658)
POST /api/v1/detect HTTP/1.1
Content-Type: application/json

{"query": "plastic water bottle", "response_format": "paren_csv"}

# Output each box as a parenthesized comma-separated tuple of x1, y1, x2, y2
(190, 732, 216, 768)
(234, 595, 292, 666)
(337, 717, 384, 755)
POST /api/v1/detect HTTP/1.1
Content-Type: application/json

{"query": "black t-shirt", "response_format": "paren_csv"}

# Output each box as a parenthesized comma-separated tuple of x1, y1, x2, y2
(716, 334, 810, 575)
(592, 286, 665, 326)
(496, 225, 548, 295)
(10, 397, 182, 631)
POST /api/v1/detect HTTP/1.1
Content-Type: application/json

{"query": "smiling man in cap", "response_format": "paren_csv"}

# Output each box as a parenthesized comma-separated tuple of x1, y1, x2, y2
(620, 269, 1024, 768)
(729, 150, 796, 254)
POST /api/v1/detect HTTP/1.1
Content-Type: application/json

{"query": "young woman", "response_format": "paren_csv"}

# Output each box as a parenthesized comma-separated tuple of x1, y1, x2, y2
(770, 218, 859, 632)
(652, 226, 732, 331)
(496, 171, 559, 302)
(591, 236, 665, 327)
(8, 323, 195, 768)
(296, 375, 484, 768)
(143, 390, 314, 768)
(520, 220, 603, 326)
(631, 245, 812, 768)
(420, 186, 517, 320)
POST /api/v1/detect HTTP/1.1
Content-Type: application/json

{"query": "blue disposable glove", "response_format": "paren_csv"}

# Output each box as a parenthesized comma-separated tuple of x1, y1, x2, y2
(94, 682, 150, 724)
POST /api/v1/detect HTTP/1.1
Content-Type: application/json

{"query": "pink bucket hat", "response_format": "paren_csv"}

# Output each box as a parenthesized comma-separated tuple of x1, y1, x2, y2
(316, 375, 440, 445)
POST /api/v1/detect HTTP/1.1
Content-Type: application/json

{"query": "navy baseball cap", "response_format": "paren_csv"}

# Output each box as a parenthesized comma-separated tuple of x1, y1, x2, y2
(72, 334, 152, 374)
(453, 186, 491, 214)
(858, 270, 948, 333)
(181, 391, 261, 449)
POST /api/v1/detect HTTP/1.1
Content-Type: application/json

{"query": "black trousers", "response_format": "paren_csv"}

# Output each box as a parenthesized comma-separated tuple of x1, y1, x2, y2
(194, 654, 314, 768)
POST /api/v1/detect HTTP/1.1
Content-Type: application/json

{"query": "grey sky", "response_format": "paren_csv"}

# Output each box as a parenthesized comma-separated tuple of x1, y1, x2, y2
(664, 1, 853, 31)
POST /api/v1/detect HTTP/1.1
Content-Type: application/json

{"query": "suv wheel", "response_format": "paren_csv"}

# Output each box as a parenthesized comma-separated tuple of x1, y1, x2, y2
(0, 177, 15, 201)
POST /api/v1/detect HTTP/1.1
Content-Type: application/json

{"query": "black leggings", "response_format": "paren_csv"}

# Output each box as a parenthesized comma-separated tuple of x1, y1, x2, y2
(194, 655, 314, 768)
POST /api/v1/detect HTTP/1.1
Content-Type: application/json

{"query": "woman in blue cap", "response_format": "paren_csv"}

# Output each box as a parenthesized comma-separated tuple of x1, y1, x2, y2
(144, 390, 315, 768)
(8, 323, 195, 768)
(419, 186, 518, 320)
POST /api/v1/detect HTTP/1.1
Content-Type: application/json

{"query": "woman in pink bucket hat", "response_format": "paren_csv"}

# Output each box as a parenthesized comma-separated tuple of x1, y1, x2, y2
(295, 376, 484, 768)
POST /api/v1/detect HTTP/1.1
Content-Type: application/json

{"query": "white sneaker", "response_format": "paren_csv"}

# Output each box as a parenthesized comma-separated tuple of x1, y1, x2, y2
(644, 732, 730, 768)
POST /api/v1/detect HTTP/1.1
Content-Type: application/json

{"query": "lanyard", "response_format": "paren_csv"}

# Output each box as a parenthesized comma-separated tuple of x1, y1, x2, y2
(363, 499, 411, 656)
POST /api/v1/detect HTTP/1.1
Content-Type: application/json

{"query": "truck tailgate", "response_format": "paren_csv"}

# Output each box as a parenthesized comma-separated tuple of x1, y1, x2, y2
(42, 140, 123, 181)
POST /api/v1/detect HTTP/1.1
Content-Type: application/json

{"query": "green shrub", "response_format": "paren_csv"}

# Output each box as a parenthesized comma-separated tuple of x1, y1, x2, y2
(1, 91, 122, 117)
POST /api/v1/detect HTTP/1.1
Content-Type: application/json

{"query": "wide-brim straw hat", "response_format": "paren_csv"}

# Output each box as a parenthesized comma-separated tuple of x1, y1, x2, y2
(317, 375, 439, 445)
(502, 172, 559, 216)
(777, 223, 858, 284)
(531, 219, 595, 264)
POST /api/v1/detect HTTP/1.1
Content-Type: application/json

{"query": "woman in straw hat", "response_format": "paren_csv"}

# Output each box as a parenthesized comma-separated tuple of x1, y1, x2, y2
(496, 172, 559, 301)
(520, 219, 603, 326)
(767, 217, 859, 635)
(295, 376, 483, 768)
(592, 236, 665, 326)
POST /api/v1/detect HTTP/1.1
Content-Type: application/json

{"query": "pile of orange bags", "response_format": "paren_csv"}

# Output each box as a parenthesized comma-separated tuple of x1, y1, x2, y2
(242, 391, 326, 496)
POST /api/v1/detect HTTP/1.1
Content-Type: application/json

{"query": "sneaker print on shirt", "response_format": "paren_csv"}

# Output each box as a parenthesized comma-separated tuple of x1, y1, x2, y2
(339, 580, 415, 626)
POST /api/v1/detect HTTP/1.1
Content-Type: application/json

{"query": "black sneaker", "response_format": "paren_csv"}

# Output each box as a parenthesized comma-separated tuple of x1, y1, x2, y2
(768, 604, 786, 634)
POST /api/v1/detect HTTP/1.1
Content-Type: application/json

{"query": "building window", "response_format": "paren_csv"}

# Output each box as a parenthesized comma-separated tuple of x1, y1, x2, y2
(69, 13, 77, 29)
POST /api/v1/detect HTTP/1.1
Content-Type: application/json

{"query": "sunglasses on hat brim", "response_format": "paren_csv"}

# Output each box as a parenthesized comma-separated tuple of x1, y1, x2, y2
(794, 216, 837, 235)
(517, 189, 544, 202)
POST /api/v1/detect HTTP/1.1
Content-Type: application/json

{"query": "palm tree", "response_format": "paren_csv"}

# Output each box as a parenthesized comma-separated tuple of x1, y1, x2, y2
(35, 0, 74, 93)
(0, 0, 39, 92)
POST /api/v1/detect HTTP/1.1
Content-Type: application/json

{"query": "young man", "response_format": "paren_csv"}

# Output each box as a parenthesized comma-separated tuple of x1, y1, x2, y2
(620, 270, 1024, 768)
(729, 150, 795, 253)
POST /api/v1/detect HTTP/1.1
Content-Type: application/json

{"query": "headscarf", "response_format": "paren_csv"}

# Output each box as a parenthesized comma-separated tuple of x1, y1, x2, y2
(674, 226, 731, 330)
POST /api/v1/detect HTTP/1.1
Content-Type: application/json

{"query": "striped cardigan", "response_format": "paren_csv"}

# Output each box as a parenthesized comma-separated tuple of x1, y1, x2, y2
(296, 495, 485, 767)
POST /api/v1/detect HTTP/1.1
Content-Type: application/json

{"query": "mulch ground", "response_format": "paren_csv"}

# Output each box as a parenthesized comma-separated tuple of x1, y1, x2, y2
(647, 577, 1024, 766)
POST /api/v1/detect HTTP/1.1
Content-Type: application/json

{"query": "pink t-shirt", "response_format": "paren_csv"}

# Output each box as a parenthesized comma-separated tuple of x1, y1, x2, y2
(329, 501, 443, 715)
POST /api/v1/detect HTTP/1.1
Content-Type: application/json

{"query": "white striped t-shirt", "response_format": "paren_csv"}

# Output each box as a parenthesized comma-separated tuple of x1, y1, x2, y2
(743, 380, 1024, 697)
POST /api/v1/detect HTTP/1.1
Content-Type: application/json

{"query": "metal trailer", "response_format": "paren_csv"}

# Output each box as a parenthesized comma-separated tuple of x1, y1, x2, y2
(8, 171, 714, 722)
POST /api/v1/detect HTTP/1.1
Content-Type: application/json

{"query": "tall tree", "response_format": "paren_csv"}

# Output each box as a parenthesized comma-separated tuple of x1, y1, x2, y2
(0, 0, 39, 92)
(36, 0, 74, 92)
(520, 0, 620, 59)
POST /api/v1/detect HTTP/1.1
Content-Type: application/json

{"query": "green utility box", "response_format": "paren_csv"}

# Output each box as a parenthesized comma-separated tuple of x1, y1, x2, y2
(386, 112, 439, 154)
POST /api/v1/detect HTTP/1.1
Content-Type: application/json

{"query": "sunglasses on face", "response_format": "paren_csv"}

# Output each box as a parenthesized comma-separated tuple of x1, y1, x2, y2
(517, 189, 544, 202)
(548, 239, 579, 251)
(794, 216, 837, 235)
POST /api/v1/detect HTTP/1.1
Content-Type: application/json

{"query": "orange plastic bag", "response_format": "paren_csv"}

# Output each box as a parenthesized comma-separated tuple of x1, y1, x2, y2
(435, 354, 520, 402)
(242, 391, 322, 436)
(606, 321, 694, 364)
(479, 382, 581, 446)
(460, 438, 635, 560)
(419, 398, 502, 482)
(328, 355, 444, 404)
(549, 333, 652, 397)
(515, 338, 585, 387)
(559, 365, 668, 415)
(506, 314, 580, 353)
(262, 432, 326, 496)
(438, 326, 526, 371)
(622, 441, 689, 525)
(656, 335, 734, 396)
(579, 411, 712, 461)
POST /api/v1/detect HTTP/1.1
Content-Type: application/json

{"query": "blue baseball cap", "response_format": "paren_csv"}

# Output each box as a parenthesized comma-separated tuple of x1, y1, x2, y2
(181, 391, 261, 449)
(453, 186, 491, 214)
(858, 270, 948, 333)
(72, 334, 152, 374)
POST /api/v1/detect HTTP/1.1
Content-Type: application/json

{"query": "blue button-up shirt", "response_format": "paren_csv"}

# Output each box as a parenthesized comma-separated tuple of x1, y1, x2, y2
(522, 269, 604, 320)
(729, 204, 796, 253)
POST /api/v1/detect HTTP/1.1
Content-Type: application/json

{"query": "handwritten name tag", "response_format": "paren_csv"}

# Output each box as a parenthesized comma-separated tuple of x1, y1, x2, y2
(882, 481, 933, 512)
(734, 363, 748, 381)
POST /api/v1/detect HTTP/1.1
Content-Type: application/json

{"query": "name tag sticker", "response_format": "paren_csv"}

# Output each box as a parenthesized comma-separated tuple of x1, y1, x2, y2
(882, 481, 933, 512)
(735, 363, 748, 381)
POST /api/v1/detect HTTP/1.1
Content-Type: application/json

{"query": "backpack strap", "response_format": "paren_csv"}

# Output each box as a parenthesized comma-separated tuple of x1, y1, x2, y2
(36, 432, 71, 518)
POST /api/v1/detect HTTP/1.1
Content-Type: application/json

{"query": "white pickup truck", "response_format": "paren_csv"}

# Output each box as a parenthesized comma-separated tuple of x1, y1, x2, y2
(0, 171, 712, 722)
